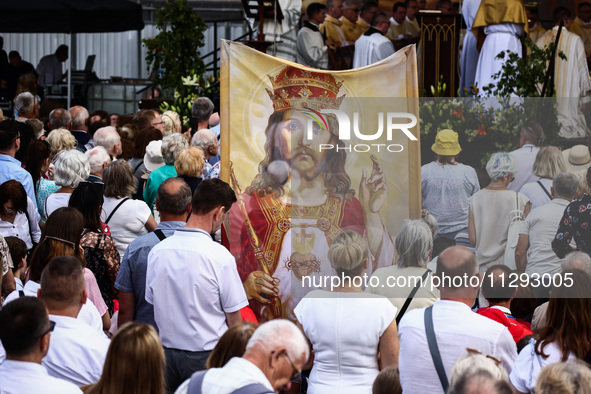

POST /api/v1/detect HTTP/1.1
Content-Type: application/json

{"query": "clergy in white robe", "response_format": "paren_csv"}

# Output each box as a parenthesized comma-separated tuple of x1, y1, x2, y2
(259, 0, 302, 62)
(459, 0, 482, 96)
(296, 3, 330, 70)
(353, 13, 395, 68)
(537, 22, 591, 138)
(472, 0, 528, 96)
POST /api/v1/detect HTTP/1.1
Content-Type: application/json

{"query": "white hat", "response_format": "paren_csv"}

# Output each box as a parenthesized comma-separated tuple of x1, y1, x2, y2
(562, 145, 591, 173)
(144, 140, 165, 172)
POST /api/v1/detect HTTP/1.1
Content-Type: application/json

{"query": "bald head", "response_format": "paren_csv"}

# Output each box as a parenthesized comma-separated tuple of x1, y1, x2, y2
(156, 177, 192, 219)
(436, 246, 479, 298)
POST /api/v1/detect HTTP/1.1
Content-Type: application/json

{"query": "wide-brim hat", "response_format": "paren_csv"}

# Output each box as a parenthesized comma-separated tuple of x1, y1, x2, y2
(432, 129, 461, 156)
(562, 145, 591, 172)
(144, 140, 165, 172)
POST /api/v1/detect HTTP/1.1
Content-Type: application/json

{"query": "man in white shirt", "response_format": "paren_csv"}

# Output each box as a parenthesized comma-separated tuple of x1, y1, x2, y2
(353, 11, 395, 68)
(146, 178, 248, 393)
(516, 172, 580, 286)
(38, 256, 110, 386)
(398, 246, 517, 393)
(296, 2, 333, 69)
(174, 319, 309, 394)
(508, 122, 545, 192)
(36, 45, 68, 89)
(0, 296, 82, 394)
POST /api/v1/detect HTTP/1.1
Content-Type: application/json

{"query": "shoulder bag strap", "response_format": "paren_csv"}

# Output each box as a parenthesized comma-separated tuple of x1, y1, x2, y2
(537, 180, 552, 200)
(396, 269, 431, 325)
(23, 207, 35, 248)
(231, 383, 275, 394)
(154, 229, 167, 241)
(425, 305, 449, 392)
(133, 160, 144, 173)
(18, 290, 25, 297)
(187, 370, 208, 394)
(104, 198, 130, 225)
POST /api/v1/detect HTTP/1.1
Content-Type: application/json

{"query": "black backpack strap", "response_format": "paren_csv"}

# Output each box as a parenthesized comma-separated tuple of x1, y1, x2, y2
(537, 180, 552, 200)
(425, 305, 449, 392)
(104, 198, 130, 225)
(18, 290, 25, 297)
(23, 206, 35, 248)
(154, 229, 167, 241)
(187, 370, 208, 394)
(396, 269, 431, 325)
(231, 383, 275, 394)
(134, 160, 144, 173)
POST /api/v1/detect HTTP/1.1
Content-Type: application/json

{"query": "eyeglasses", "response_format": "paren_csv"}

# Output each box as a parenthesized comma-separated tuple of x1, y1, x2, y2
(465, 347, 502, 365)
(152, 121, 165, 126)
(284, 353, 301, 381)
(36, 320, 56, 338)
(347, 8, 360, 12)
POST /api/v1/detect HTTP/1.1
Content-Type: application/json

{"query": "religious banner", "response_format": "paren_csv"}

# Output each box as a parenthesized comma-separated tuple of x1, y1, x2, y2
(221, 40, 421, 322)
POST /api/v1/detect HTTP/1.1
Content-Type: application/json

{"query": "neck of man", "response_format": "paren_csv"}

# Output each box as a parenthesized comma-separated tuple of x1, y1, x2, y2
(284, 171, 327, 205)
(440, 295, 476, 308)
(242, 351, 273, 387)
(90, 171, 102, 178)
(197, 121, 210, 131)
(48, 305, 81, 319)
(407, 15, 415, 22)
(0, 148, 15, 157)
(159, 212, 188, 222)
(490, 300, 511, 310)
(185, 213, 213, 233)
(554, 194, 572, 202)
(7, 353, 43, 364)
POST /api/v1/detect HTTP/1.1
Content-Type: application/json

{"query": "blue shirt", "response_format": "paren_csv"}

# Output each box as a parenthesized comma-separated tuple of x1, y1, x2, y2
(0, 154, 39, 220)
(114, 221, 185, 329)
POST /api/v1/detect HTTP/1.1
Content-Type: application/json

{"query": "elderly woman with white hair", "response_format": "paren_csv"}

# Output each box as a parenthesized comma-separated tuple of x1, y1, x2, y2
(468, 152, 531, 271)
(366, 220, 440, 321)
(44, 149, 90, 217)
(143, 133, 189, 211)
(294, 230, 399, 394)
(101, 160, 157, 259)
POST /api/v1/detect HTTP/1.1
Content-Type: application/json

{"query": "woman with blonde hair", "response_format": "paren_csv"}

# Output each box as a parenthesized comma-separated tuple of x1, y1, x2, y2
(174, 146, 205, 195)
(162, 110, 182, 136)
(294, 230, 399, 393)
(519, 146, 567, 209)
(82, 322, 166, 394)
(534, 361, 591, 394)
(46, 128, 77, 160)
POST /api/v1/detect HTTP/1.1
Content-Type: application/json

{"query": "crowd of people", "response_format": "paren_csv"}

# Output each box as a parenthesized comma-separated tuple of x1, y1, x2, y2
(0, 94, 590, 393)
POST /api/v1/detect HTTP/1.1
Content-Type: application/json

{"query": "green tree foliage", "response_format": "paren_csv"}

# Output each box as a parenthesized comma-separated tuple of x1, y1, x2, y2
(143, 0, 207, 94)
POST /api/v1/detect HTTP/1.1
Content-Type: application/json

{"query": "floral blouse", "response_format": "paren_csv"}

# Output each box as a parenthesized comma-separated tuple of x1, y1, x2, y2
(552, 194, 591, 258)
(36, 178, 59, 222)
(80, 229, 121, 315)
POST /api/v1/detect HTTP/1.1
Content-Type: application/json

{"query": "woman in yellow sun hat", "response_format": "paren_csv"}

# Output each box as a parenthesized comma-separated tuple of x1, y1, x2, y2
(421, 129, 480, 240)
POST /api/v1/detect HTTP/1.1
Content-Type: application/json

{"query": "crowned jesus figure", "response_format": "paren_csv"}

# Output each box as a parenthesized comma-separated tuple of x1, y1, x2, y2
(228, 66, 395, 321)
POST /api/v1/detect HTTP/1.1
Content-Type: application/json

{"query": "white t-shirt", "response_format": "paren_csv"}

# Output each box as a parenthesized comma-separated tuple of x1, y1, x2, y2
(100, 197, 152, 259)
(43, 314, 110, 386)
(510, 340, 575, 393)
(0, 360, 82, 394)
(146, 227, 248, 351)
(45, 192, 72, 218)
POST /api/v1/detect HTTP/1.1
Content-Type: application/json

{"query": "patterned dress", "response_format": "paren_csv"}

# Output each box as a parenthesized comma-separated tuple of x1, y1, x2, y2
(552, 194, 591, 258)
(80, 229, 121, 314)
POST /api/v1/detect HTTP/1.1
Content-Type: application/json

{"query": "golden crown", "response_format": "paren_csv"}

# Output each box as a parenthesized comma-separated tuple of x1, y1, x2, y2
(265, 66, 346, 113)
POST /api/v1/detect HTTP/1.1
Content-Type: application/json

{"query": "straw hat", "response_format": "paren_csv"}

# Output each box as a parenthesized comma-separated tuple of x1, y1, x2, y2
(432, 129, 461, 156)
(562, 145, 591, 172)
(144, 140, 165, 172)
